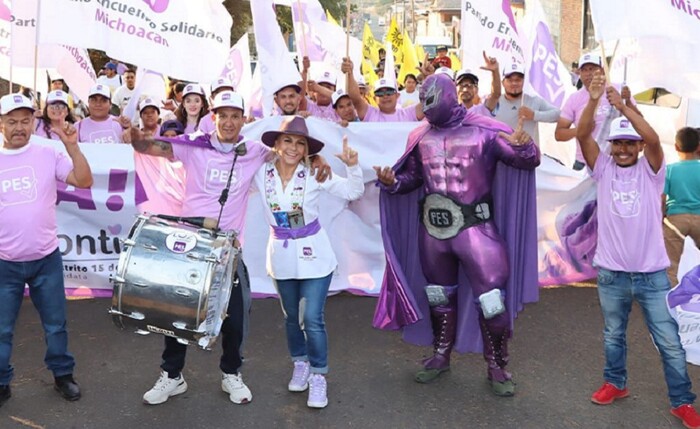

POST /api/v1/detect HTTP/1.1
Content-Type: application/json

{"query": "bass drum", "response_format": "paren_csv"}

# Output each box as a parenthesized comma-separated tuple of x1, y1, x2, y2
(109, 214, 239, 350)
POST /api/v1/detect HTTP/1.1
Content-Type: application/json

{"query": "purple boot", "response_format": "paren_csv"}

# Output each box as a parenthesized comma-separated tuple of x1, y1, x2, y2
(415, 286, 457, 383)
(479, 311, 515, 396)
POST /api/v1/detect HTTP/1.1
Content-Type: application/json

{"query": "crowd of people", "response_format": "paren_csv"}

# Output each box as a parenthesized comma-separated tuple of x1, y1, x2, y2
(1, 48, 699, 427)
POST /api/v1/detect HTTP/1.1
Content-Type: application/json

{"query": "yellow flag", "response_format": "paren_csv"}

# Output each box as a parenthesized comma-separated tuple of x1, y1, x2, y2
(398, 30, 420, 85)
(449, 52, 462, 71)
(384, 17, 404, 65)
(415, 44, 426, 65)
(362, 58, 379, 87)
(326, 10, 340, 27)
(362, 23, 382, 66)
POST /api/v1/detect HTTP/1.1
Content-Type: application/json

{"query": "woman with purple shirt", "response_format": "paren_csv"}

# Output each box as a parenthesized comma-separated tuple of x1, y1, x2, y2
(255, 116, 364, 409)
(34, 90, 77, 140)
(174, 83, 209, 134)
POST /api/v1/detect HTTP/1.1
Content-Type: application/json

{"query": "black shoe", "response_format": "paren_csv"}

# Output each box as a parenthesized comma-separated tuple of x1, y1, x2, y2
(54, 375, 81, 401)
(0, 385, 10, 408)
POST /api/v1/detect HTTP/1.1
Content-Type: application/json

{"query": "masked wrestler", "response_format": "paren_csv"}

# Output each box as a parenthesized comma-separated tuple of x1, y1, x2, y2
(372, 74, 540, 396)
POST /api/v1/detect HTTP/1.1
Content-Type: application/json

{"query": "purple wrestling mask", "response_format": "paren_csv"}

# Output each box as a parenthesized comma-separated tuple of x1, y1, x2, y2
(419, 74, 466, 128)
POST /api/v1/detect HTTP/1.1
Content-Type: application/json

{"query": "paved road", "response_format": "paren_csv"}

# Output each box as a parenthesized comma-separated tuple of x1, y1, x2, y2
(1, 286, 698, 429)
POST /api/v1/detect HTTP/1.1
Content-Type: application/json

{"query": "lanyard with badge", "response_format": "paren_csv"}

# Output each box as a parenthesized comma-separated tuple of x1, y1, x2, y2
(264, 163, 307, 229)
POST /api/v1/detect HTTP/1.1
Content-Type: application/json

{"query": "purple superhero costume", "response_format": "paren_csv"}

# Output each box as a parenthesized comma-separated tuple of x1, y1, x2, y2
(372, 74, 540, 390)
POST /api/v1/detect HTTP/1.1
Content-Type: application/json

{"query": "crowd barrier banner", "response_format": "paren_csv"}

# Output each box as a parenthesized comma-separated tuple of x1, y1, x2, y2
(37, 0, 232, 82)
(48, 118, 599, 297)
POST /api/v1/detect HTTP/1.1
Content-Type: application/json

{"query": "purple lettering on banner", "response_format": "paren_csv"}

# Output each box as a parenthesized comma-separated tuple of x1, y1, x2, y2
(501, 0, 518, 34)
(57, 183, 97, 210)
(106, 169, 128, 211)
(221, 48, 243, 87)
(0, 3, 9, 22)
(529, 22, 566, 108)
(143, 0, 170, 13)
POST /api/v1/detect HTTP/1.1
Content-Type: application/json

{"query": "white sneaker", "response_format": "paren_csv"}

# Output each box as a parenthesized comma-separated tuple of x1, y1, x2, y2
(288, 360, 310, 392)
(143, 371, 187, 405)
(221, 372, 252, 404)
(307, 374, 328, 409)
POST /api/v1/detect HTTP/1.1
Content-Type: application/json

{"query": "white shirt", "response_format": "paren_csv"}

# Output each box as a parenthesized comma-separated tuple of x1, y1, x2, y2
(399, 89, 420, 108)
(253, 162, 364, 280)
(113, 85, 135, 112)
(96, 74, 123, 93)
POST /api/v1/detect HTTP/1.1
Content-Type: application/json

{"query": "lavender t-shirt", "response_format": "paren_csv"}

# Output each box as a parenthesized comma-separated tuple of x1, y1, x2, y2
(561, 85, 635, 163)
(362, 105, 418, 122)
(76, 116, 124, 144)
(306, 100, 340, 122)
(591, 152, 669, 272)
(0, 143, 73, 261)
(171, 134, 269, 241)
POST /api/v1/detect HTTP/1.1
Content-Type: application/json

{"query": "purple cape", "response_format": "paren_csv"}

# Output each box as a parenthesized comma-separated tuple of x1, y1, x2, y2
(372, 111, 540, 353)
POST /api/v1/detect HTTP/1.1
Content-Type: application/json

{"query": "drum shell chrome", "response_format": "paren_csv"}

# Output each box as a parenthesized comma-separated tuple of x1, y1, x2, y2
(110, 215, 238, 349)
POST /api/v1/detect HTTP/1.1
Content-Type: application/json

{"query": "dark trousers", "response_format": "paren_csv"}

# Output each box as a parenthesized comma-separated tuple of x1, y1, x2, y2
(161, 259, 249, 377)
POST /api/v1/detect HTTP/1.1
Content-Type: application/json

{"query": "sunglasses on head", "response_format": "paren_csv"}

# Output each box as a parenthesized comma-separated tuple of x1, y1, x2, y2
(375, 89, 396, 97)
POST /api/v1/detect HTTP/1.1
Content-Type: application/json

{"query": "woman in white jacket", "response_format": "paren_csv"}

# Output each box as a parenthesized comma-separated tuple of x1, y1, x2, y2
(255, 116, 364, 409)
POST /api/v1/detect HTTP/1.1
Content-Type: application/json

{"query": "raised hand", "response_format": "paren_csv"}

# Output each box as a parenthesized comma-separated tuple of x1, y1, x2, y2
(606, 86, 624, 110)
(498, 118, 532, 146)
(341, 57, 354, 74)
(418, 53, 435, 76)
(117, 115, 132, 130)
(373, 165, 396, 186)
(621, 85, 632, 105)
(518, 106, 534, 121)
(587, 70, 606, 101)
(480, 51, 499, 73)
(51, 122, 78, 148)
(335, 135, 358, 166)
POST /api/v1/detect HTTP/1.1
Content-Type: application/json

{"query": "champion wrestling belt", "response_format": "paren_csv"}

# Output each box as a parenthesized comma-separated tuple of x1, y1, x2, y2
(420, 193, 492, 240)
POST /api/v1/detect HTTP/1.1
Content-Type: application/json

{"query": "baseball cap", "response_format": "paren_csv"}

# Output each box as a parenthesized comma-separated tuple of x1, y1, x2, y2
(434, 67, 455, 80)
(211, 77, 234, 93)
(88, 84, 111, 99)
(374, 78, 397, 92)
(0, 93, 34, 115)
(104, 62, 117, 71)
(503, 62, 526, 78)
(455, 69, 479, 84)
(316, 70, 337, 87)
(607, 117, 642, 141)
(139, 97, 160, 114)
(160, 120, 185, 136)
(211, 90, 245, 112)
(578, 53, 602, 68)
(331, 89, 350, 108)
(436, 45, 448, 51)
(47, 90, 69, 105)
(273, 81, 302, 95)
(182, 83, 205, 98)
(356, 75, 367, 87)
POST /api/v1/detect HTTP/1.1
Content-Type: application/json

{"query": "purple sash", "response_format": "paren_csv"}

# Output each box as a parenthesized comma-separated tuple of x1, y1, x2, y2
(270, 218, 321, 248)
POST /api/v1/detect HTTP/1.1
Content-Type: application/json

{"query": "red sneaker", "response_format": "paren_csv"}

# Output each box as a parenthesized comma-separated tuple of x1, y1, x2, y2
(671, 404, 700, 429)
(591, 382, 629, 405)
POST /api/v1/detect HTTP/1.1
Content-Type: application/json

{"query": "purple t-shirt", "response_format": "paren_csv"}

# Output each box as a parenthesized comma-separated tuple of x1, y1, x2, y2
(198, 113, 216, 134)
(306, 100, 340, 122)
(76, 116, 124, 144)
(561, 85, 636, 163)
(34, 119, 62, 140)
(468, 103, 494, 118)
(591, 151, 669, 272)
(171, 133, 269, 241)
(0, 143, 73, 261)
(362, 105, 418, 122)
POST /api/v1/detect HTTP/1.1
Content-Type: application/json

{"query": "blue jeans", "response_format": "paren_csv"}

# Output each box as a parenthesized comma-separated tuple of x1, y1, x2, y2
(273, 274, 332, 374)
(597, 268, 696, 407)
(0, 248, 75, 385)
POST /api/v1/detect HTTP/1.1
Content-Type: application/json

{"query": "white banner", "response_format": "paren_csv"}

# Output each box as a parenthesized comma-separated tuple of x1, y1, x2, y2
(461, 0, 524, 85)
(10, 0, 61, 68)
(220, 32, 253, 112)
(52, 119, 601, 297)
(56, 46, 97, 103)
(37, 0, 232, 82)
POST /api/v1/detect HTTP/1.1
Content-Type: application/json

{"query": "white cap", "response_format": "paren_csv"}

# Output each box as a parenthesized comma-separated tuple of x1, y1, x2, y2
(211, 77, 234, 93)
(374, 78, 397, 91)
(183, 83, 205, 98)
(578, 53, 602, 68)
(316, 70, 337, 87)
(455, 68, 479, 84)
(88, 84, 111, 99)
(356, 75, 367, 87)
(47, 90, 69, 105)
(139, 97, 160, 113)
(607, 117, 642, 141)
(273, 81, 302, 95)
(0, 93, 34, 115)
(211, 90, 245, 112)
(434, 66, 455, 80)
(503, 62, 526, 78)
(331, 89, 350, 108)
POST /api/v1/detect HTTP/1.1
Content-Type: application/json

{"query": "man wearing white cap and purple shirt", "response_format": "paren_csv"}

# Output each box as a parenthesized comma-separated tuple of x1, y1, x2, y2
(577, 70, 700, 429)
(493, 62, 560, 145)
(331, 89, 358, 126)
(556, 52, 642, 170)
(76, 84, 124, 144)
(274, 82, 305, 116)
(126, 90, 331, 406)
(305, 70, 341, 122)
(341, 57, 424, 122)
(138, 98, 161, 137)
(0, 93, 93, 407)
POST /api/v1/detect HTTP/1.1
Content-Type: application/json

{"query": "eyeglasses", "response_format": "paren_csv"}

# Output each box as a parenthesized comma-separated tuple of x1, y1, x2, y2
(458, 82, 477, 90)
(374, 89, 397, 97)
(48, 103, 68, 111)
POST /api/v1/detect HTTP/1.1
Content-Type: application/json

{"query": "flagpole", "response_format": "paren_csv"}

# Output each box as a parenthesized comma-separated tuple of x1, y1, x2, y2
(410, 0, 416, 40)
(345, 0, 351, 92)
(33, 0, 43, 108)
(296, 0, 308, 59)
